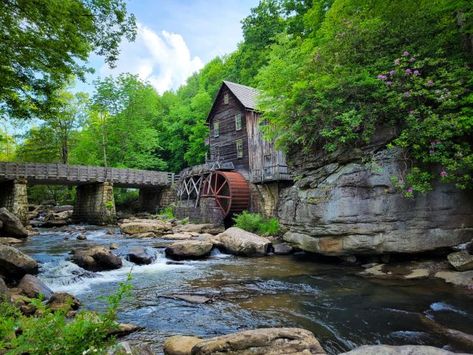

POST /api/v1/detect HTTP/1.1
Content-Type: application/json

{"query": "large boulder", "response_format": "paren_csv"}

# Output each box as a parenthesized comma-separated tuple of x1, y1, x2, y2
(217, 227, 271, 256)
(126, 247, 156, 265)
(17, 274, 53, 300)
(175, 224, 224, 235)
(0, 245, 38, 281)
(340, 345, 466, 354)
(447, 251, 473, 271)
(165, 240, 213, 260)
(0, 208, 28, 238)
(71, 246, 122, 271)
(47, 292, 81, 311)
(191, 328, 325, 355)
(279, 148, 473, 256)
(119, 218, 172, 236)
(164, 335, 202, 355)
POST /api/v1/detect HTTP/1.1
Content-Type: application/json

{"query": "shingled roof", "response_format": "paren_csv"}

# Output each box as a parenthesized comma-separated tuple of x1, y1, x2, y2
(222, 80, 259, 110)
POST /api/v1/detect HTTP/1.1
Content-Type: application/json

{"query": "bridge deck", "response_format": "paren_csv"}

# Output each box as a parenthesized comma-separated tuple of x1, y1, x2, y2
(0, 162, 174, 188)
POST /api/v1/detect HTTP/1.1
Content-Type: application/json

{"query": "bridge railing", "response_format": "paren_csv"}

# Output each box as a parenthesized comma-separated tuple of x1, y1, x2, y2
(0, 162, 173, 187)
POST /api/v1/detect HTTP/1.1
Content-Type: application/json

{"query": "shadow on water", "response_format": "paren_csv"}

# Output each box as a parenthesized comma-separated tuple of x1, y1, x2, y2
(19, 226, 473, 354)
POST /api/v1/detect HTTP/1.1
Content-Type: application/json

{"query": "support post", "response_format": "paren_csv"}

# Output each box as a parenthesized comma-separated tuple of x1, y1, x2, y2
(73, 182, 116, 225)
(139, 186, 176, 213)
(0, 179, 29, 225)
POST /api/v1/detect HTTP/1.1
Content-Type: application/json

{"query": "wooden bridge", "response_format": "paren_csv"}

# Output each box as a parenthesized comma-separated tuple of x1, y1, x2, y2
(0, 162, 176, 225)
(0, 162, 175, 187)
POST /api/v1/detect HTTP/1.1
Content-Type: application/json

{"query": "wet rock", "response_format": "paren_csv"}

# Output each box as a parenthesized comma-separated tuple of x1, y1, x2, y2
(71, 246, 122, 271)
(108, 323, 143, 338)
(0, 277, 7, 297)
(172, 294, 212, 304)
(434, 270, 473, 288)
(165, 240, 213, 260)
(47, 292, 81, 311)
(191, 327, 325, 355)
(127, 247, 156, 265)
(52, 205, 74, 213)
(18, 274, 53, 300)
(164, 335, 202, 355)
(161, 232, 196, 240)
(0, 208, 28, 238)
(110, 243, 119, 250)
(340, 255, 357, 264)
(10, 293, 37, 315)
(119, 218, 172, 235)
(42, 209, 73, 227)
(279, 148, 473, 256)
(0, 245, 38, 281)
(76, 234, 87, 241)
(447, 251, 473, 271)
(174, 224, 224, 235)
(341, 345, 465, 354)
(217, 227, 271, 257)
(404, 268, 430, 279)
(0, 237, 25, 245)
(272, 243, 293, 255)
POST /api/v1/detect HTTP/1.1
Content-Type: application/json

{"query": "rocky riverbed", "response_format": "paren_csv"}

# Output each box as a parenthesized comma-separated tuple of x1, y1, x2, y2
(0, 221, 471, 354)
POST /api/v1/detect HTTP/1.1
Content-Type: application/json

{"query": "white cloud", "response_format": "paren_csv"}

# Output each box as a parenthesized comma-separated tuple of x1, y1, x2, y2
(100, 24, 204, 93)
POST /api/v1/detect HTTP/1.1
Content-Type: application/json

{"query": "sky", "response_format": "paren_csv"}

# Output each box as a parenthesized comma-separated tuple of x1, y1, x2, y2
(77, 0, 259, 94)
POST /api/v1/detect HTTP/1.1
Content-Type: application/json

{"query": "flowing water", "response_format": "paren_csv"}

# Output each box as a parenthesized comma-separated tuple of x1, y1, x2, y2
(19, 225, 473, 354)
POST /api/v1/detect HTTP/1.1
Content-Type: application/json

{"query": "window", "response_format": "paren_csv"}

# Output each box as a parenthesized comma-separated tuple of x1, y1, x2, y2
(235, 113, 242, 131)
(236, 139, 243, 159)
(213, 121, 219, 137)
(223, 93, 229, 104)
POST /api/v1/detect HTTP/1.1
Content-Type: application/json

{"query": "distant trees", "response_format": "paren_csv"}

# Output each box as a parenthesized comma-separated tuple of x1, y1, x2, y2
(0, 0, 136, 120)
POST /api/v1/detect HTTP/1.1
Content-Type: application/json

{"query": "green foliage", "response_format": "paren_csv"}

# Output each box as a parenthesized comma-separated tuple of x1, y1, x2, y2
(27, 186, 76, 205)
(233, 211, 281, 236)
(0, 275, 133, 355)
(257, 0, 473, 192)
(159, 206, 175, 220)
(0, 0, 136, 120)
(114, 188, 139, 206)
(0, 129, 16, 161)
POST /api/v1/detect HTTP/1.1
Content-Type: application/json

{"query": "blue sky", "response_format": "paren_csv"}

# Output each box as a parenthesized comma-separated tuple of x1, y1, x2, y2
(77, 0, 259, 94)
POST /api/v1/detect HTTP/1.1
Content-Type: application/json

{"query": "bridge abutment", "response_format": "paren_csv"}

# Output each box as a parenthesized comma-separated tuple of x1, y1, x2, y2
(0, 179, 29, 225)
(138, 186, 176, 213)
(73, 182, 116, 225)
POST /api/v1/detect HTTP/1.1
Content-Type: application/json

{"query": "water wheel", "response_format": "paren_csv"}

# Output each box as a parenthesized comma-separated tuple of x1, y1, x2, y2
(201, 171, 250, 217)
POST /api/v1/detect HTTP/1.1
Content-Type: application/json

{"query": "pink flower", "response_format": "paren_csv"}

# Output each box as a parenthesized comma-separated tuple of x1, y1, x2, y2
(405, 68, 412, 75)
(426, 80, 434, 87)
(407, 187, 413, 193)
(403, 51, 410, 57)
(389, 70, 396, 76)
(440, 170, 448, 177)
(413, 70, 420, 76)
(377, 74, 388, 80)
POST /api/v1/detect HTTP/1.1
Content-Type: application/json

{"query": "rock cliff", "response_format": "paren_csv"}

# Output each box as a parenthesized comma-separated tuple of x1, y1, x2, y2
(278, 147, 473, 256)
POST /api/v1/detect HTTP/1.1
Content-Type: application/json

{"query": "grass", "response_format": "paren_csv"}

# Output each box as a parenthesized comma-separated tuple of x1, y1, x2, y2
(233, 211, 281, 236)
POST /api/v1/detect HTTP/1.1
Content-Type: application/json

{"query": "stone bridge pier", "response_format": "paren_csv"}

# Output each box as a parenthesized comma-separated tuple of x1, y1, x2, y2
(73, 182, 116, 225)
(0, 179, 29, 225)
(138, 186, 176, 213)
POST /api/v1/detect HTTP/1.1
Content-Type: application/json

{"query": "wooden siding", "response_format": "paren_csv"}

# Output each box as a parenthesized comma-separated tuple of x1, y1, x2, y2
(246, 111, 290, 183)
(208, 86, 250, 173)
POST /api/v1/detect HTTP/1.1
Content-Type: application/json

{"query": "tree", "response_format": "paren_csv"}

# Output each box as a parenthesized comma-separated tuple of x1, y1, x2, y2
(0, 0, 136, 120)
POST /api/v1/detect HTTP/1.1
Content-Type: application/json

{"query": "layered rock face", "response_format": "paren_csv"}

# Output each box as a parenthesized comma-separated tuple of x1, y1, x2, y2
(279, 148, 473, 256)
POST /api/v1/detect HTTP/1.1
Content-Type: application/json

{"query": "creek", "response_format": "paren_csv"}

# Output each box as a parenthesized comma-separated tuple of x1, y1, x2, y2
(19, 225, 473, 354)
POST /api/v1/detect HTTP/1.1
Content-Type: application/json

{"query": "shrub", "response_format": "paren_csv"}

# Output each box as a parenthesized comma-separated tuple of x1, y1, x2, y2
(159, 206, 175, 219)
(0, 276, 132, 355)
(233, 211, 281, 236)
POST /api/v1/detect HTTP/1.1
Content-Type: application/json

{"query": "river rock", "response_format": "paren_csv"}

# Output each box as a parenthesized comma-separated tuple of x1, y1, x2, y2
(447, 251, 473, 271)
(0, 245, 38, 281)
(340, 345, 466, 354)
(71, 246, 122, 271)
(0, 208, 28, 238)
(165, 240, 213, 260)
(47, 292, 81, 311)
(18, 274, 53, 300)
(217, 227, 271, 256)
(76, 234, 87, 240)
(279, 148, 473, 256)
(164, 335, 202, 355)
(0, 237, 25, 245)
(272, 242, 294, 255)
(175, 224, 224, 235)
(108, 323, 143, 337)
(119, 218, 172, 235)
(434, 270, 473, 288)
(191, 327, 325, 355)
(127, 246, 156, 265)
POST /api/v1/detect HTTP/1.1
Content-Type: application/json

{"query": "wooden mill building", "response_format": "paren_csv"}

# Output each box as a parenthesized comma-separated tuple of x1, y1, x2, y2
(175, 81, 292, 224)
